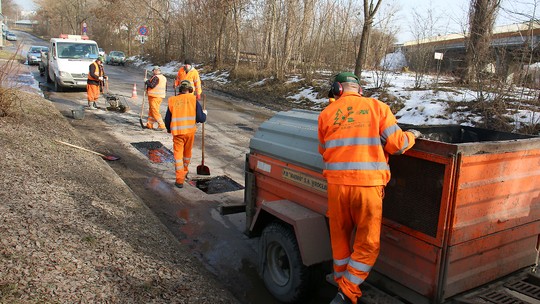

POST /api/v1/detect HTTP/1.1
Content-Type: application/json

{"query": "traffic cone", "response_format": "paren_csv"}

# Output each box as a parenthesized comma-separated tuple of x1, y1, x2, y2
(131, 83, 138, 99)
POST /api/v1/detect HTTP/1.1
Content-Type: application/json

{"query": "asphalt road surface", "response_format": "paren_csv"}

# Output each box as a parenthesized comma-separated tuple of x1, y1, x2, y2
(11, 31, 338, 304)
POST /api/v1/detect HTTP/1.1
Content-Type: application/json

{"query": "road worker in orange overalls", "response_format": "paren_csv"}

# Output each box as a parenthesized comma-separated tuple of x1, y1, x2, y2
(87, 56, 106, 109)
(144, 66, 167, 130)
(318, 72, 421, 304)
(174, 59, 202, 100)
(164, 80, 207, 188)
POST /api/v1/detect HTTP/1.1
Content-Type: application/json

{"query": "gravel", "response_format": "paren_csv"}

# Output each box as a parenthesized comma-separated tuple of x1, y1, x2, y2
(0, 90, 240, 303)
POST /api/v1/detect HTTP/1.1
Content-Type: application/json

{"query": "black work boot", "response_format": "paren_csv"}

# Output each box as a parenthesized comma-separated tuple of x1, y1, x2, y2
(330, 290, 353, 304)
(174, 182, 183, 188)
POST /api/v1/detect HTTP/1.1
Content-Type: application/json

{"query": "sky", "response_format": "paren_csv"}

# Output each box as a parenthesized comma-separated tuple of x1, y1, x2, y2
(13, 0, 535, 43)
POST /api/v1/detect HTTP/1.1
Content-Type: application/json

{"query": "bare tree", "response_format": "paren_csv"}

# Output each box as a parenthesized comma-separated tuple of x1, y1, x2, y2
(354, 0, 383, 79)
(462, 0, 501, 87)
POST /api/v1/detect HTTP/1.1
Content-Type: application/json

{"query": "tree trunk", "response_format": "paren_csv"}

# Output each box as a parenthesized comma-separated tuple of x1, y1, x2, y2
(354, 0, 382, 80)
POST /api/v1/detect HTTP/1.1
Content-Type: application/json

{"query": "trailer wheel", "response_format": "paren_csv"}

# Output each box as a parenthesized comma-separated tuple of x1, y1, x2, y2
(260, 221, 310, 303)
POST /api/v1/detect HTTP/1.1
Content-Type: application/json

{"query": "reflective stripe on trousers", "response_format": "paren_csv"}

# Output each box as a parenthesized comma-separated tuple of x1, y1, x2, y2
(147, 96, 165, 128)
(328, 183, 384, 304)
(173, 132, 194, 184)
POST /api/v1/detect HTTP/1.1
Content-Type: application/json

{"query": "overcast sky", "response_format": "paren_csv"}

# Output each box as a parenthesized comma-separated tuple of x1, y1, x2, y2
(14, 0, 535, 43)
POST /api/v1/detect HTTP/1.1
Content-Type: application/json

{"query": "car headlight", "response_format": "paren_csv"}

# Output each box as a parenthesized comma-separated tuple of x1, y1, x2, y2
(59, 71, 71, 78)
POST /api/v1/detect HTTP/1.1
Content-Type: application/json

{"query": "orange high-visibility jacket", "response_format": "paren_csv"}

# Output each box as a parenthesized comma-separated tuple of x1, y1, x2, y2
(88, 61, 103, 81)
(175, 68, 201, 96)
(167, 93, 197, 136)
(318, 91, 415, 186)
(147, 75, 167, 98)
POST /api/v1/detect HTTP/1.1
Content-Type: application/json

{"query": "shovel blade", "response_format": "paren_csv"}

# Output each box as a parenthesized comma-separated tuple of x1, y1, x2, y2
(104, 155, 121, 161)
(197, 165, 210, 175)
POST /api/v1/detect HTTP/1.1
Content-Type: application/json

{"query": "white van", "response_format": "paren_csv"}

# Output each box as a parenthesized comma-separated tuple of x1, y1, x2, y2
(42, 35, 100, 92)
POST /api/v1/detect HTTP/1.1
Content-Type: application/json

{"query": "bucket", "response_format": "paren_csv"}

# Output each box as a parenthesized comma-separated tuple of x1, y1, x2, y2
(72, 108, 85, 120)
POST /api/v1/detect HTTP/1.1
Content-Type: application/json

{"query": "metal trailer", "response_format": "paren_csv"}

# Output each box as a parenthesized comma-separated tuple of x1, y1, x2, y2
(243, 109, 540, 304)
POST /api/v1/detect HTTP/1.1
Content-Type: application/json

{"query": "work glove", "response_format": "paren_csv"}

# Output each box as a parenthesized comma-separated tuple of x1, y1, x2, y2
(98, 76, 104, 81)
(143, 78, 148, 82)
(104, 76, 108, 79)
(196, 94, 201, 100)
(203, 109, 208, 115)
(407, 129, 422, 139)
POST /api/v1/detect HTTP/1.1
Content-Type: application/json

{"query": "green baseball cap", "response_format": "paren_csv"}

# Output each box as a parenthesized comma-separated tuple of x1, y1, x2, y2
(97, 56, 105, 62)
(153, 66, 161, 71)
(180, 80, 192, 90)
(335, 72, 359, 84)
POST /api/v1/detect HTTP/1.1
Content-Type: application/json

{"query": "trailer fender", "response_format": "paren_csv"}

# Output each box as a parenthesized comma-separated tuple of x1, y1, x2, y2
(250, 200, 332, 266)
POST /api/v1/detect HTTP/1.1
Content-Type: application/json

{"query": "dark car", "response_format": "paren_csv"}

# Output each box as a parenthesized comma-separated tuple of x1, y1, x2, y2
(27, 46, 49, 65)
(106, 51, 126, 66)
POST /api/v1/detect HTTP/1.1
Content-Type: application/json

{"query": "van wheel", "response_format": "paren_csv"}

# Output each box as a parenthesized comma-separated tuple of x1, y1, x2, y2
(54, 77, 63, 92)
(260, 221, 310, 303)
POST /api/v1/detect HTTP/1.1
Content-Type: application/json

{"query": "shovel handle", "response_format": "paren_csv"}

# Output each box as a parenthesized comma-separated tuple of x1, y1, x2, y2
(55, 140, 107, 158)
(202, 94, 205, 164)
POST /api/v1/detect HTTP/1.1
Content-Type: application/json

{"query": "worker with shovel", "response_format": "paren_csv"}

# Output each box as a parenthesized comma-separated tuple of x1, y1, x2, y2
(318, 73, 421, 304)
(87, 56, 107, 109)
(165, 80, 207, 188)
(144, 66, 167, 130)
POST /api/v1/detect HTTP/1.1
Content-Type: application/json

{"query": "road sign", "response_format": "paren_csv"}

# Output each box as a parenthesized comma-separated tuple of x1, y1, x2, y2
(82, 27, 87, 33)
(140, 35, 147, 44)
(138, 26, 147, 35)
(82, 22, 87, 28)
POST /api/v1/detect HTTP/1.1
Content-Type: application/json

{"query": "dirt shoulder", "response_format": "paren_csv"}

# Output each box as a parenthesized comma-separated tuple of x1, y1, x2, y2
(0, 90, 240, 303)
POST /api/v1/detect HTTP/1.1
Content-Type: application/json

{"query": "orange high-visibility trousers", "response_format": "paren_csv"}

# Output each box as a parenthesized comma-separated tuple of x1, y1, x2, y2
(87, 84, 100, 102)
(328, 183, 384, 304)
(173, 132, 194, 184)
(147, 96, 166, 129)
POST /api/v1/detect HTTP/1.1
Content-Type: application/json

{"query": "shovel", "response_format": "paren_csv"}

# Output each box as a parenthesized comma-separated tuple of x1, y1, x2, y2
(197, 94, 210, 175)
(55, 140, 120, 161)
(139, 70, 147, 129)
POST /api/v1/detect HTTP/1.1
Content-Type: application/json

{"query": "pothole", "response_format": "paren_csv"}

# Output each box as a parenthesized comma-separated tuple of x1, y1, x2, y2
(131, 141, 175, 163)
(187, 176, 244, 194)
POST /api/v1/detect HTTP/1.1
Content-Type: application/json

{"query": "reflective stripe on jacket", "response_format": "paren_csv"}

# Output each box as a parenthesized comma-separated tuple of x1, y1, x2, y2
(167, 93, 197, 136)
(147, 75, 167, 98)
(175, 68, 202, 96)
(88, 61, 102, 82)
(318, 91, 415, 186)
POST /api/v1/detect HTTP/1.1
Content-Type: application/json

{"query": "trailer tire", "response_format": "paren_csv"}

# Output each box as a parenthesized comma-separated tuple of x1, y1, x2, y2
(260, 221, 310, 303)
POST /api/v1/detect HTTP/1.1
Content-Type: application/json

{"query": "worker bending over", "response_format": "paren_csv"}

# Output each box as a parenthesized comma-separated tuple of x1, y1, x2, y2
(165, 80, 207, 188)
(175, 59, 202, 100)
(87, 56, 106, 109)
(318, 72, 421, 304)
(144, 66, 167, 130)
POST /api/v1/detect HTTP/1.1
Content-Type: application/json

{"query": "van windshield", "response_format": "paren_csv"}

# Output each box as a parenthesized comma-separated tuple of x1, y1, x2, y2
(57, 42, 98, 59)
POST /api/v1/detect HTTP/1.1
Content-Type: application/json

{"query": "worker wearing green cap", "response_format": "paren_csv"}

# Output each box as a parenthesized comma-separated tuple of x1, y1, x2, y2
(318, 72, 421, 304)
(87, 56, 107, 109)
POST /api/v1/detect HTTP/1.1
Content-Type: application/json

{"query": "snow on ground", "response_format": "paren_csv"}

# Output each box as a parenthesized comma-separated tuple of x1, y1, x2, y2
(128, 57, 540, 130)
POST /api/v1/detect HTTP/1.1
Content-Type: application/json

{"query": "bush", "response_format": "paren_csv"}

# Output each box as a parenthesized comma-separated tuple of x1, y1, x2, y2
(0, 49, 25, 117)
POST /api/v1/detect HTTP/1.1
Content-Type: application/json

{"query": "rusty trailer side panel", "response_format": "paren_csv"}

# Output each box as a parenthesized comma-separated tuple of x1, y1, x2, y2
(450, 149, 540, 245)
(444, 221, 540, 298)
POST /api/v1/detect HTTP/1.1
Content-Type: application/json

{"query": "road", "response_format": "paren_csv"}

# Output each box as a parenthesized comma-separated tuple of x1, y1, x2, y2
(10, 30, 337, 303)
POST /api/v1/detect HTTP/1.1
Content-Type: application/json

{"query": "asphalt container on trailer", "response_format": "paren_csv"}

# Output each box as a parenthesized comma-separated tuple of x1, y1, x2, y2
(245, 109, 540, 304)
